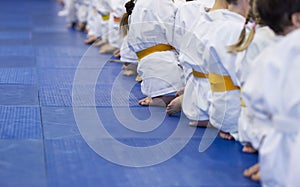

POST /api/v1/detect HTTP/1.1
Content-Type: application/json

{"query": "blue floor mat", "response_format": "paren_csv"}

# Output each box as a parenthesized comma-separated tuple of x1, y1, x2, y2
(0, 84, 38, 106)
(0, 31, 32, 40)
(39, 83, 144, 107)
(0, 56, 36, 68)
(35, 46, 91, 57)
(0, 68, 37, 84)
(0, 106, 42, 139)
(0, 140, 47, 187)
(37, 55, 113, 69)
(44, 138, 259, 187)
(0, 46, 35, 57)
(32, 32, 87, 46)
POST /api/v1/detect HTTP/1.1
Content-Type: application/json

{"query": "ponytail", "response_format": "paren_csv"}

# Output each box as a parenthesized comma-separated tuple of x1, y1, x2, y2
(120, 0, 135, 36)
(227, 18, 249, 53)
(227, 0, 262, 53)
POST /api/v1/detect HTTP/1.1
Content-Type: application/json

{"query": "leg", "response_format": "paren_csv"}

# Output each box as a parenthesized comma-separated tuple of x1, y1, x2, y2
(99, 43, 117, 54)
(166, 95, 183, 115)
(175, 87, 185, 97)
(84, 35, 98, 44)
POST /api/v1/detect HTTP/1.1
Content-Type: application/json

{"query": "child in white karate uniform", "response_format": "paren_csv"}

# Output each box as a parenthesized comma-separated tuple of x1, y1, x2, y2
(85, 0, 102, 44)
(242, 0, 300, 184)
(202, 0, 250, 140)
(175, 0, 228, 128)
(93, 0, 113, 48)
(74, 0, 90, 31)
(166, 0, 215, 116)
(100, 0, 127, 55)
(227, 0, 276, 153)
(127, 0, 185, 107)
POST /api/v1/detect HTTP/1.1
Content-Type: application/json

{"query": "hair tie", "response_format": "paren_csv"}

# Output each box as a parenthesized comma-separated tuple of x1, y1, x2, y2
(125, 0, 135, 15)
(252, 23, 257, 28)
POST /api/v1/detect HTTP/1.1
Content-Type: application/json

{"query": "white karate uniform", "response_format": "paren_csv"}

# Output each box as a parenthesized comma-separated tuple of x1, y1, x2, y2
(243, 29, 300, 187)
(61, 0, 77, 23)
(127, 0, 184, 97)
(86, 0, 102, 37)
(109, 0, 127, 48)
(196, 0, 215, 8)
(95, 0, 112, 41)
(176, 2, 212, 121)
(120, 35, 138, 64)
(75, 0, 89, 23)
(236, 25, 276, 148)
(203, 10, 245, 138)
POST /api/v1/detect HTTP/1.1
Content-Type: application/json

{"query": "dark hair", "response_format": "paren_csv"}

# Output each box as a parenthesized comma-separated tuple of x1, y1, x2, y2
(120, 0, 135, 36)
(226, 0, 238, 5)
(256, 0, 300, 34)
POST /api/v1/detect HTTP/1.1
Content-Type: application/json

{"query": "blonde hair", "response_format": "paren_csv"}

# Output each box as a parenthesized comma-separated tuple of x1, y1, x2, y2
(227, 0, 262, 53)
(120, 0, 135, 36)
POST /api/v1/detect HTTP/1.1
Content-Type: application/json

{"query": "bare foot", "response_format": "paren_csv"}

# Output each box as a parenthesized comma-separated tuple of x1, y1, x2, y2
(251, 171, 261, 182)
(139, 96, 176, 107)
(244, 163, 260, 181)
(176, 87, 185, 97)
(93, 39, 107, 47)
(219, 131, 234, 140)
(166, 95, 183, 115)
(189, 120, 210, 127)
(77, 22, 86, 31)
(135, 75, 142, 82)
(123, 70, 137, 76)
(113, 49, 120, 58)
(85, 36, 98, 44)
(242, 143, 258, 154)
(99, 44, 117, 54)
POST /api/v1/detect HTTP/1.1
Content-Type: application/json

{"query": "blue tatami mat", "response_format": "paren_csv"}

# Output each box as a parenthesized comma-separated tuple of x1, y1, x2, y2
(0, 84, 38, 106)
(44, 138, 259, 187)
(0, 56, 35, 68)
(37, 55, 113, 68)
(39, 83, 144, 107)
(0, 140, 47, 187)
(0, 0, 260, 186)
(0, 46, 34, 57)
(0, 31, 32, 40)
(0, 106, 42, 139)
(35, 46, 89, 57)
(0, 68, 37, 84)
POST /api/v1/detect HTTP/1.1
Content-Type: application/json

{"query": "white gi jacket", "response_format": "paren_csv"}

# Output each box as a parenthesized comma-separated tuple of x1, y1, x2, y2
(178, 8, 221, 121)
(127, 0, 184, 97)
(203, 10, 245, 138)
(243, 29, 300, 187)
(236, 25, 276, 148)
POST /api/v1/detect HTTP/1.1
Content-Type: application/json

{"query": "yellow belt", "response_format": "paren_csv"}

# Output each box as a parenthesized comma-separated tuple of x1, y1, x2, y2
(136, 44, 174, 61)
(192, 69, 208, 79)
(101, 14, 110, 21)
(113, 16, 121, 23)
(208, 73, 240, 92)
